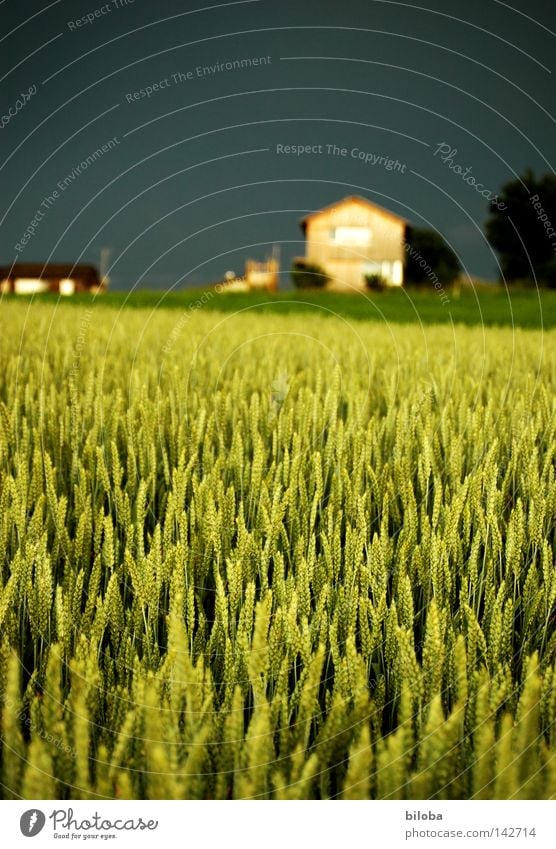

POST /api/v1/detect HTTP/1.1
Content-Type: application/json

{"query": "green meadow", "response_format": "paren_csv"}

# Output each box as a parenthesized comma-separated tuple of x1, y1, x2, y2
(4, 285, 556, 328)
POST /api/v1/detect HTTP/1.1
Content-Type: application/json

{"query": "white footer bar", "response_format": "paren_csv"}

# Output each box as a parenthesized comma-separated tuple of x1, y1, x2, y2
(3, 800, 554, 848)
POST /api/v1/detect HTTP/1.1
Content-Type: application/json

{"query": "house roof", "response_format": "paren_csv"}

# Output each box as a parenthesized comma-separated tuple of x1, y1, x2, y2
(299, 195, 408, 232)
(0, 263, 100, 283)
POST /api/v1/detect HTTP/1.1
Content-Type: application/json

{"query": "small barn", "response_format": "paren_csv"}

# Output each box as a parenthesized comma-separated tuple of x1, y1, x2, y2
(0, 263, 104, 296)
(298, 196, 407, 291)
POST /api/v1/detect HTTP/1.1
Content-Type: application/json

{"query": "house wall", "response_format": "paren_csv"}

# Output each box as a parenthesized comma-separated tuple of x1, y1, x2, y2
(245, 258, 279, 291)
(304, 200, 406, 291)
(7, 277, 95, 295)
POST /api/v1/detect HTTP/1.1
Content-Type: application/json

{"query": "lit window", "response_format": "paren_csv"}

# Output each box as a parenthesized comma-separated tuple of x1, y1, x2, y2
(59, 279, 76, 296)
(14, 278, 49, 295)
(332, 226, 371, 246)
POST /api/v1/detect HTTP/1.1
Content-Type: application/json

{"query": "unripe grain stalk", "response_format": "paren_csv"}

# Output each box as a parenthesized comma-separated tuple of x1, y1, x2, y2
(0, 304, 554, 799)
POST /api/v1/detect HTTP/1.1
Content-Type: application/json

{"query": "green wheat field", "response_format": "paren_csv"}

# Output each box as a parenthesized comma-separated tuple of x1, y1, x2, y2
(0, 298, 555, 800)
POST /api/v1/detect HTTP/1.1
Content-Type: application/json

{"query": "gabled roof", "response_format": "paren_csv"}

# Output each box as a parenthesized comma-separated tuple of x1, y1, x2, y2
(300, 195, 407, 232)
(0, 263, 100, 283)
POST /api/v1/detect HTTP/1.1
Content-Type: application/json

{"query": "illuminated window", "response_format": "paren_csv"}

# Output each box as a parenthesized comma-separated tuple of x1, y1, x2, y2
(392, 260, 403, 285)
(14, 278, 49, 295)
(332, 226, 371, 246)
(59, 279, 76, 296)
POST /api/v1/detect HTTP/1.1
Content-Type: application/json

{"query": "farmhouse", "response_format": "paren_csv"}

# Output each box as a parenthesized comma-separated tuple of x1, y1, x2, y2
(298, 196, 407, 291)
(0, 263, 104, 296)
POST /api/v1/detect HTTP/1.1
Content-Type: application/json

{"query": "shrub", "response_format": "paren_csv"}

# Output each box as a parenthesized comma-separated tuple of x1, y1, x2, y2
(290, 260, 329, 289)
(365, 272, 388, 292)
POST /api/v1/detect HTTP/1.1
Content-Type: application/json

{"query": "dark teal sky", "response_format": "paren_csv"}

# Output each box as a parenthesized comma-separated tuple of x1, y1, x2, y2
(1, 0, 555, 289)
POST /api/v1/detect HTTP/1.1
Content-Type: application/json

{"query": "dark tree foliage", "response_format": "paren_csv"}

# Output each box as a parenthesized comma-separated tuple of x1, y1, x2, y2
(485, 170, 556, 287)
(404, 227, 461, 286)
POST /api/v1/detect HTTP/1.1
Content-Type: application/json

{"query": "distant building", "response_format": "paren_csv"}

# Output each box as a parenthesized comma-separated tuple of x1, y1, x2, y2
(297, 196, 406, 291)
(0, 263, 105, 295)
(219, 253, 279, 292)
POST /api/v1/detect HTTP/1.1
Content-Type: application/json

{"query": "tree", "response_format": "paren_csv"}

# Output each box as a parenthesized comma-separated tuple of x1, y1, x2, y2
(290, 260, 329, 289)
(485, 170, 556, 287)
(404, 227, 461, 287)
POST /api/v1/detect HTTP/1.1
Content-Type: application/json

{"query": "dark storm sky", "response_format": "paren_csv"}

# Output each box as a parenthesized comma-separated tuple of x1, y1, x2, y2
(1, 0, 555, 290)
